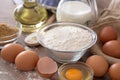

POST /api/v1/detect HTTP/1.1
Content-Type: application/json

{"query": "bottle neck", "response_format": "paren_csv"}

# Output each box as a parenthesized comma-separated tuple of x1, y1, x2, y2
(23, 0, 38, 8)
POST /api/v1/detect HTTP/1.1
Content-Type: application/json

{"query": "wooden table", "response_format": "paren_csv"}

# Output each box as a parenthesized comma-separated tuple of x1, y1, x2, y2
(0, 0, 111, 80)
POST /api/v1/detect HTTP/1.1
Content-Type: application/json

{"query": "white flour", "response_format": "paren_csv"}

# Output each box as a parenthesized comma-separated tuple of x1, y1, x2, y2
(42, 26, 92, 51)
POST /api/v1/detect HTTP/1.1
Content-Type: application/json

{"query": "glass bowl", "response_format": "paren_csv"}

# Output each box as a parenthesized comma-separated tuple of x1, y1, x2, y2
(58, 62, 94, 80)
(37, 22, 97, 63)
(0, 22, 22, 49)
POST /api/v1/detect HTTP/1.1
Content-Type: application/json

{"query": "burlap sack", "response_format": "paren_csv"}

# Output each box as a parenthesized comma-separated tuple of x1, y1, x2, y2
(90, 0, 120, 64)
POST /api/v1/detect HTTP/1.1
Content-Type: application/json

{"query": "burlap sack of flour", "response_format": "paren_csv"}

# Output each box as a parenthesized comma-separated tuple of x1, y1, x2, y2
(90, 0, 120, 64)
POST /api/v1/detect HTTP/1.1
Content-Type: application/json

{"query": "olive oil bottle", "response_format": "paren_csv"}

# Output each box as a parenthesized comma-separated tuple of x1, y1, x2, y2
(14, 0, 47, 32)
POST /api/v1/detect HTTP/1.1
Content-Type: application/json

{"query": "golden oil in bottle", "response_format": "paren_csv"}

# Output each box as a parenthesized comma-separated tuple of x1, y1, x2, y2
(14, 0, 47, 32)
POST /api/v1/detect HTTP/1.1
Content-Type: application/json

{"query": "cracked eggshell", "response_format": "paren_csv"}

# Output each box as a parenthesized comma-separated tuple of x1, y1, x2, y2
(36, 57, 58, 78)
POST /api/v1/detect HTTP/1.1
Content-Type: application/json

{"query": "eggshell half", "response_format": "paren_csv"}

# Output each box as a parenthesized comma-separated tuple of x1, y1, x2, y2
(36, 57, 58, 78)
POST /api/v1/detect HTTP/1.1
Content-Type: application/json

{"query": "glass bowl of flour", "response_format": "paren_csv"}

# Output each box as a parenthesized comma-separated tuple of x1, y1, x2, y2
(37, 22, 97, 63)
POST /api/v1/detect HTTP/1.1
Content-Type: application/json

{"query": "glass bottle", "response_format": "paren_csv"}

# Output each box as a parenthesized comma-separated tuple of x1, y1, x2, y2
(56, 0, 98, 26)
(14, 0, 47, 32)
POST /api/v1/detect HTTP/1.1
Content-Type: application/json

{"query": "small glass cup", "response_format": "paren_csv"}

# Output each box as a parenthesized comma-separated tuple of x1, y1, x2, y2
(58, 62, 94, 80)
(37, 22, 97, 63)
(0, 21, 22, 49)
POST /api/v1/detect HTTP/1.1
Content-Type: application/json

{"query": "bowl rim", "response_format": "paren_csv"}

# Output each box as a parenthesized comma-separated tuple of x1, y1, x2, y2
(0, 22, 22, 43)
(37, 22, 97, 52)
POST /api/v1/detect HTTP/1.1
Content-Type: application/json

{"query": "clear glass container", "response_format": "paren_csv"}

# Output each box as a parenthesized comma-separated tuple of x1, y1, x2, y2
(37, 22, 97, 63)
(58, 62, 94, 80)
(56, 0, 98, 25)
(14, 0, 47, 32)
(0, 21, 22, 49)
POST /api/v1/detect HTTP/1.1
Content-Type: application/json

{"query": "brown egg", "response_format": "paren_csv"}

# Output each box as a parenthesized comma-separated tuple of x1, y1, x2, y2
(102, 40, 120, 58)
(99, 26, 117, 43)
(15, 50, 39, 71)
(1, 43, 25, 62)
(37, 57, 58, 78)
(86, 55, 109, 77)
(108, 62, 120, 80)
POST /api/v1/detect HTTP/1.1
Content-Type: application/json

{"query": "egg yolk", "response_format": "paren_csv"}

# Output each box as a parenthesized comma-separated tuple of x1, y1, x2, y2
(65, 68, 83, 80)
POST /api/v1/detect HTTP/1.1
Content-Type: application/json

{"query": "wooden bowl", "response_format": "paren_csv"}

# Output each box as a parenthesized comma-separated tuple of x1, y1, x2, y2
(90, 20, 120, 64)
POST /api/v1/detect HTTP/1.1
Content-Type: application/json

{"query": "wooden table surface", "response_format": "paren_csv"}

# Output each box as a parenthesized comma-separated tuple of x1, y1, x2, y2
(0, 0, 111, 80)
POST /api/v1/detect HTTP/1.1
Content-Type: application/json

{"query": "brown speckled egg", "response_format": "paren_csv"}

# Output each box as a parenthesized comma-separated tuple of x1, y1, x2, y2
(37, 57, 58, 78)
(15, 50, 39, 71)
(108, 62, 120, 80)
(86, 55, 109, 77)
(1, 43, 25, 62)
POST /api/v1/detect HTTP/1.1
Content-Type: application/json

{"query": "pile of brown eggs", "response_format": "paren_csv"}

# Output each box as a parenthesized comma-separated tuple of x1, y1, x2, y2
(85, 54, 120, 80)
(85, 26, 120, 80)
(0, 43, 58, 78)
(99, 26, 120, 58)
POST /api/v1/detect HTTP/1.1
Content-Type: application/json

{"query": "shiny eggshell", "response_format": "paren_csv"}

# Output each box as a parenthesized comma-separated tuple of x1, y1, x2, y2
(86, 55, 109, 77)
(15, 50, 39, 71)
(108, 62, 120, 80)
(1, 43, 25, 62)
(102, 40, 120, 58)
(36, 57, 58, 78)
(99, 26, 117, 43)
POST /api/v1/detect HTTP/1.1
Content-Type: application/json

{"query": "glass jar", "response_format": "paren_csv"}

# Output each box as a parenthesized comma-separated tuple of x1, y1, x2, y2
(14, 0, 47, 32)
(56, 0, 98, 25)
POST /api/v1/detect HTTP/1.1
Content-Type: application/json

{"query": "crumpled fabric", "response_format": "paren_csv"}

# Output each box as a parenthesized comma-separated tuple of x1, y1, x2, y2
(90, 0, 120, 64)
